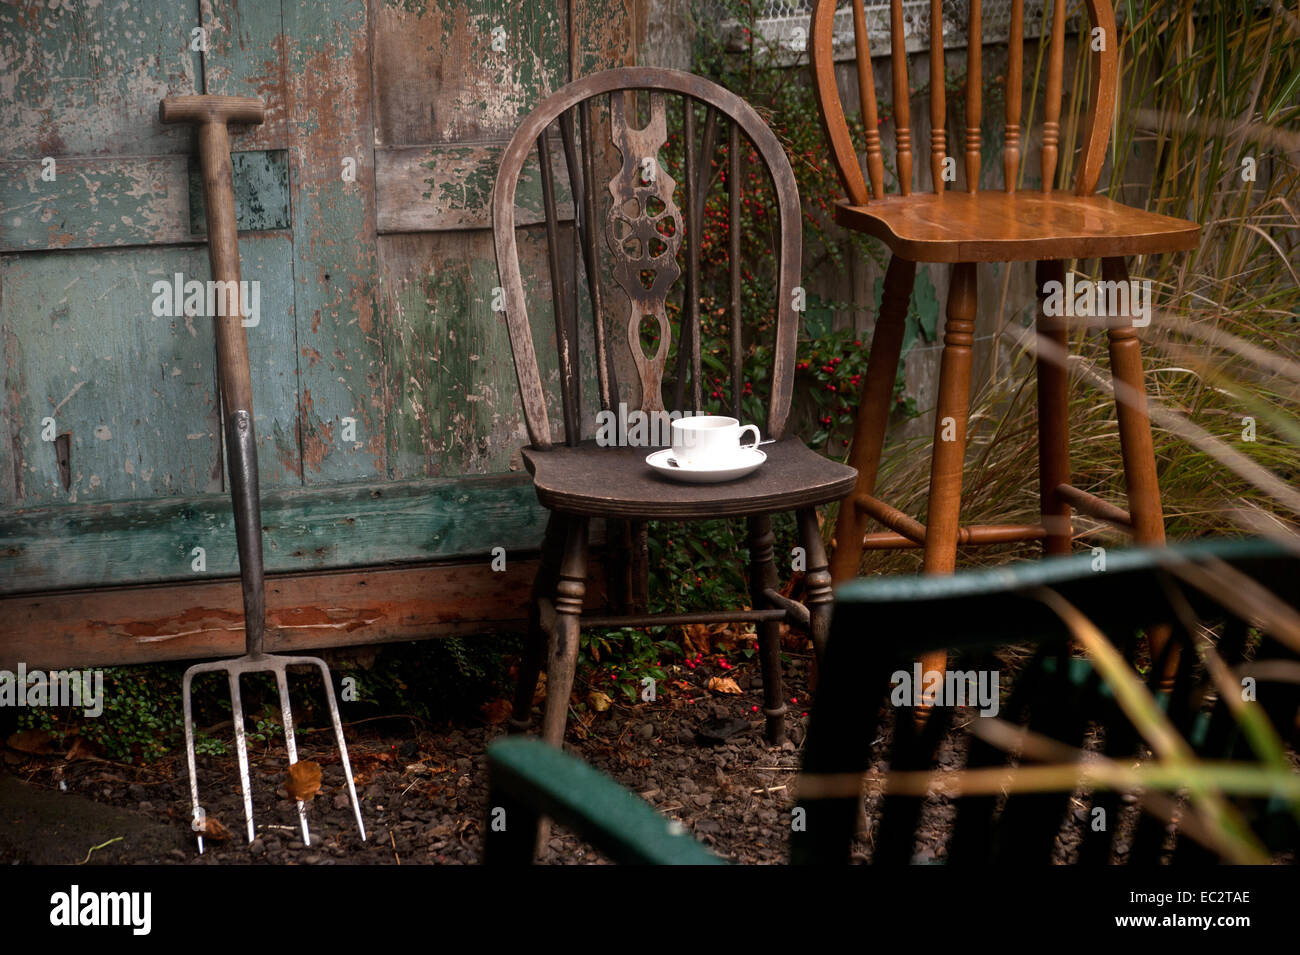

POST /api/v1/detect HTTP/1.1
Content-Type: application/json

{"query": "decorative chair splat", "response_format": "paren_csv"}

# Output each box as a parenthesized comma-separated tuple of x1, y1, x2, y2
(605, 92, 683, 414)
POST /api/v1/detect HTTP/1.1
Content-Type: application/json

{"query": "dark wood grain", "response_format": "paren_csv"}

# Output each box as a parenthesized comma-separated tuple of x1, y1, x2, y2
(522, 439, 856, 520)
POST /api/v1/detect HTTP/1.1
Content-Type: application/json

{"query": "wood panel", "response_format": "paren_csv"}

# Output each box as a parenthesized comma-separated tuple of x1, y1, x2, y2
(375, 143, 574, 233)
(0, 152, 291, 253)
(0, 237, 300, 506)
(378, 226, 588, 480)
(0, 472, 549, 595)
(0, 556, 606, 669)
(282, 0, 383, 485)
(372, 0, 570, 148)
(200, 0, 290, 151)
(0, 157, 192, 252)
(0, 0, 201, 159)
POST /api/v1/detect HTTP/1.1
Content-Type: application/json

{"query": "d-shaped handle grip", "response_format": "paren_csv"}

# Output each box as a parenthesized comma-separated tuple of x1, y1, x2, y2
(159, 95, 266, 126)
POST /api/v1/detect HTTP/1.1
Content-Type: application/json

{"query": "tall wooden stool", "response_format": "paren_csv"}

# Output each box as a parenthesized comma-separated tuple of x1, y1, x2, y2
(810, 0, 1200, 684)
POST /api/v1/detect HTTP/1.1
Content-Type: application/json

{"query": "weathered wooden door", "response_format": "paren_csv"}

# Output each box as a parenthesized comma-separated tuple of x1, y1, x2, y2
(0, 0, 634, 667)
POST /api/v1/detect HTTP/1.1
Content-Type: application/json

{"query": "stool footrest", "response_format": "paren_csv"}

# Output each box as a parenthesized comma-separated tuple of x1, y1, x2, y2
(1055, 483, 1133, 530)
(851, 492, 927, 543)
(861, 523, 1047, 550)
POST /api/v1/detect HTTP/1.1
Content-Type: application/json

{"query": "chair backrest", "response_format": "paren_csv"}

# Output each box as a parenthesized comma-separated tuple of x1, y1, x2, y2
(492, 67, 803, 451)
(809, 0, 1117, 203)
(793, 537, 1300, 864)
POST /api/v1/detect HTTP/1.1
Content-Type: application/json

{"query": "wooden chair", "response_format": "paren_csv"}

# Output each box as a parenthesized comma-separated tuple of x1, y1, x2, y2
(491, 67, 857, 747)
(484, 537, 1300, 864)
(810, 1, 1201, 681)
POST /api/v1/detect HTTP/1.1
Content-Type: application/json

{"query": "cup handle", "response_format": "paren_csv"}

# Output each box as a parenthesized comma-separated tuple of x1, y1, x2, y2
(738, 425, 761, 450)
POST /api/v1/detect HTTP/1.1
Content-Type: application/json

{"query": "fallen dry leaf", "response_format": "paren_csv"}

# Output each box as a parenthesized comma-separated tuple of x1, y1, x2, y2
(683, 623, 712, 656)
(64, 736, 96, 761)
(706, 676, 743, 695)
(285, 760, 323, 802)
(480, 698, 513, 725)
(587, 689, 612, 712)
(200, 816, 233, 841)
(532, 672, 547, 705)
(6, 729, 53, 754)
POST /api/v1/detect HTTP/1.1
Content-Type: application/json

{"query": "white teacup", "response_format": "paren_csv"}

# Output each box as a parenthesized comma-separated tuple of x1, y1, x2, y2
(670, 415, 760, 469)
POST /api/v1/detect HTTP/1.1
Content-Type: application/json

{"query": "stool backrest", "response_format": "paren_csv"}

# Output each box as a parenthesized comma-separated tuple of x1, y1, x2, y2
(809, 0, 1117, 202)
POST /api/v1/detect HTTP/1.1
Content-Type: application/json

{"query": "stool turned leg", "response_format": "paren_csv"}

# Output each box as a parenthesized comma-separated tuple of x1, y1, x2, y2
(830, 255, 916, 584)
(748, 514, 788, 744)
(1035, 259, 1073, 556)
(797, 508, 834, 667)
(541, 517, 589, 749)
(1101, 256, 1172, 684)
(919, 262, 979, 705)
(512, 513, 566, 731)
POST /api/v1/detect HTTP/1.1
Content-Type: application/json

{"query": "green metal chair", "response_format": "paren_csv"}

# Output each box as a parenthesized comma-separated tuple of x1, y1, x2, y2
(485, 537, 1300, 864)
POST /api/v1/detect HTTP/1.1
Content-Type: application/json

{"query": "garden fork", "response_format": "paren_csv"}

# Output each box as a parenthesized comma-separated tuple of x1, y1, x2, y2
(161, 94, 366, 853)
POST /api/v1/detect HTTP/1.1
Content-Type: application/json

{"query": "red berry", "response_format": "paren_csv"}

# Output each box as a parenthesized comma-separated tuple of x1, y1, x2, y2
(752, 705, 759, 712)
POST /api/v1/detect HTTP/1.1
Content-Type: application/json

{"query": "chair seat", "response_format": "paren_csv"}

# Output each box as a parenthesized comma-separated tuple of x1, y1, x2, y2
(834, 191, 1200, 263)
(521, 437, 857, 520)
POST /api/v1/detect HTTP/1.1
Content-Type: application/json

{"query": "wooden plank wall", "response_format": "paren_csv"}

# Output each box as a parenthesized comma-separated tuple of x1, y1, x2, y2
(0, 0, 638, 665)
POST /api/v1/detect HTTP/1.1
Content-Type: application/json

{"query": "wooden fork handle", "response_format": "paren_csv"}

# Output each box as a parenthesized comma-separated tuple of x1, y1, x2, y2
(159, 94, 266, 127)
(161, 94, 267, 653)
(159, 96, 265, 416)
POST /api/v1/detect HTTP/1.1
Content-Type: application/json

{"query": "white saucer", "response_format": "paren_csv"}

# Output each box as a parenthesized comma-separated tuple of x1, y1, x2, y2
(645, 447, 767, 484)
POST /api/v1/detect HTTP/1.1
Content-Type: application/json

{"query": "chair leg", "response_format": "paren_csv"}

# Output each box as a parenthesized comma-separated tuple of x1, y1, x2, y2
(1035, 259, 1073, 556)
(606, 519, 649, 615)
(830, 255, 917, 584)
(797, 508, 833, 667)
(541, 517, 589, 749)
(511, 513, 567, 732)
(747, 514, 787, 744)
(1101, 256, 1173, 684)
(1101, 257, 1166, 548)
(919, 262, 979, 694)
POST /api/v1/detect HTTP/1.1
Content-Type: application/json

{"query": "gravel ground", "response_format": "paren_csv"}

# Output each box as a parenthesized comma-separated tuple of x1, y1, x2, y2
(1, 649, 841, 865)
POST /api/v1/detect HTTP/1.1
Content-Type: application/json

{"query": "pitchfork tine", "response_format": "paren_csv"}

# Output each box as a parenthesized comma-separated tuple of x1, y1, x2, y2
(317, 660, 366, 842)
(275, 667, 311, 846)
(182, 668, 204, 854)
(229, 671, 256, 844)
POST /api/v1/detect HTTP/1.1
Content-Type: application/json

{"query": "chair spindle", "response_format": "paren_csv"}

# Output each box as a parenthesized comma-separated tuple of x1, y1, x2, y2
(890, 0, 912, 195)
(1042, 0, 1066, 193)
(558, 111, 589, 414)
(676, 99, 699, 415)
(852, 0, 886, 199)
(537, 130, 580, 444)
(577, 99, 616, 409)
(964, 0, 982, 193)
(929, 0, 947, 193)
(1004, 0, 1023, 192)
(729, 120, 743, 419)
